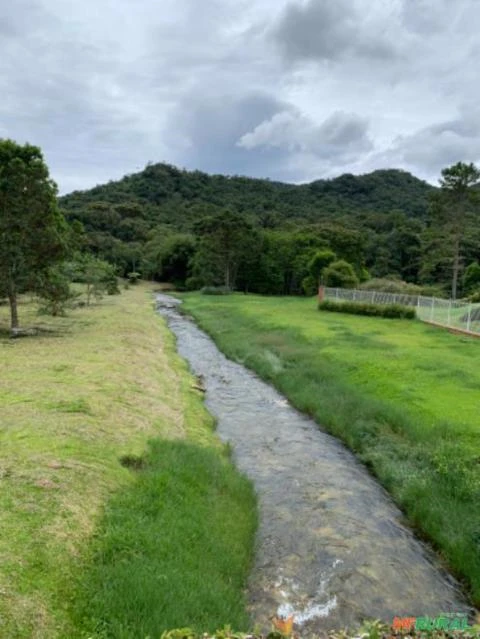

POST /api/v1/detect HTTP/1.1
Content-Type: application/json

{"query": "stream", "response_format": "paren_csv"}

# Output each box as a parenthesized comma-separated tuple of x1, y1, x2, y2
(156, 294, 472, 633)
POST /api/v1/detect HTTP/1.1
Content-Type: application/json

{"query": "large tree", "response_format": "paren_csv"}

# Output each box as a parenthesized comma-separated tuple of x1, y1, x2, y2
(0, 139, 67, 329)
(432, 161, 480, 299)
(191, 210, 253, 289)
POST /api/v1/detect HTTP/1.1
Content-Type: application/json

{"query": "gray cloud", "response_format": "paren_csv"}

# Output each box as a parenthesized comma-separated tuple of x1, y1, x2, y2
(272, 0, 397, 63)
(400, 0, 473, 35)
(1, 0, 480, 192)
(165, 92, 295, 178)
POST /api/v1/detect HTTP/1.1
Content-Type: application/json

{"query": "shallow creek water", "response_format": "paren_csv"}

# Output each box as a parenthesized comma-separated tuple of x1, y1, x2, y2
(156, 295, 472, 633)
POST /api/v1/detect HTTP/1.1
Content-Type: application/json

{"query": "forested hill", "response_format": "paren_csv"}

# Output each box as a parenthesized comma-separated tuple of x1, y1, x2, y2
(59, 163, 435, 228)
(60, 162, 463, 296)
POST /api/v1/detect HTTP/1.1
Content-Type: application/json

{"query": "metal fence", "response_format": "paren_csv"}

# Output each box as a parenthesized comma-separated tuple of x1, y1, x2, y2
(322, 287, 480, 336)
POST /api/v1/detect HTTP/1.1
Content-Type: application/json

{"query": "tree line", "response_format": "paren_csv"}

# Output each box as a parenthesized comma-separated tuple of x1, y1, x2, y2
(2, 137, 480, 331)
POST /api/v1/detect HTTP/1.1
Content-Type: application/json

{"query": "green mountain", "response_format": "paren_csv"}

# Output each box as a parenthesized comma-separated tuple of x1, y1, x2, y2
(59, 163, 435, 230)
(59, 163, 462, 295)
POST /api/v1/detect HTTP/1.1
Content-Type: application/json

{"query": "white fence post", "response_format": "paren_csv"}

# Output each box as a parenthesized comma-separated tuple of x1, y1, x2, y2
(430, 297, 435, 322)
(467, 304, 472, 332)
(447, 300, 451, 327)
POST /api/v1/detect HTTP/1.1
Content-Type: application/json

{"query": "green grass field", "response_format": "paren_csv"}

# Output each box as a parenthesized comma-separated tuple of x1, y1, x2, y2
(182, 293, 480, 607)
(0, 285, 256, 638)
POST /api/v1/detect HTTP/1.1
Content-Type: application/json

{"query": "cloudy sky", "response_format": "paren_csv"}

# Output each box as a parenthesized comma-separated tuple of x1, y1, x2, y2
(1, 0, 480, 194)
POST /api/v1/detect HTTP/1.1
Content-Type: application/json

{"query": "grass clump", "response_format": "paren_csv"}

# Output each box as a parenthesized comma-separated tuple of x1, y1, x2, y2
(182, 292, 480, 606)
(319, 299, 416, 319)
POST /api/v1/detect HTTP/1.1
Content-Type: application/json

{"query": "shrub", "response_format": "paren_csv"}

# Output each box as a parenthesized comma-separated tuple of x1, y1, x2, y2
(359, 278, 443, 297)
(323, 260, 359, 288)
(301, 274, 318, 296)
(105, 272, 120, 295)
(35, 265, 75, 317)
(318, 299, 416, 319)
(463, 262, 480, 295)
(66, 255, 121, 305)
(127, 271, 141, 284)
(200, 286, 232, 295)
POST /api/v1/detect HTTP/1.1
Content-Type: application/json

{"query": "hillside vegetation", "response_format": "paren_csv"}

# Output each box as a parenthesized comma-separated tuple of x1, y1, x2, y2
(57, 162, 480, 299)
(61, 164, 434, 224)
(59, 164, 465, 295)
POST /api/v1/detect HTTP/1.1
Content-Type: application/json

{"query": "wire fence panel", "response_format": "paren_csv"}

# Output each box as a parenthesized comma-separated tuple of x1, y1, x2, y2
(322, 287, 480, 336)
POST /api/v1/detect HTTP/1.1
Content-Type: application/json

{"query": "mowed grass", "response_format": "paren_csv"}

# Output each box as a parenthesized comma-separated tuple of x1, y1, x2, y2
(182, 293, 480, 606)
(0, 285, 256, 638)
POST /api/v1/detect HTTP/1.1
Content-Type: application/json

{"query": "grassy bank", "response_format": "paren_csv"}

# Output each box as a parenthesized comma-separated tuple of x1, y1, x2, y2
(0, 285, 256, 638)
(182, 293, 480, 606)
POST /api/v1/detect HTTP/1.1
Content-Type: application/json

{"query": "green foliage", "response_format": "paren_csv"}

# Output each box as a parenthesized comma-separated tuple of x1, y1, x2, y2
(61, 164, 434, 228)
(127, 271, 141, 284)
(463, 261, 480, 295)
(67, 254, 119, 305)
(57, 160, 480, 296)
(323, 259, 359, 288)
(468, 291, 480, 303)
(318, 299, 416, 319)
(35, 265, 74, 316)
(191, 210, 254, 289)
(301, 274, 318, 296)
(0, 138, 68, 329)
(308, 249, 336, 284)
(105, 272, 120, 295)
(359, 277, 443, 297)
(430, 161, 480, 299)
(142, 232, 195, 287)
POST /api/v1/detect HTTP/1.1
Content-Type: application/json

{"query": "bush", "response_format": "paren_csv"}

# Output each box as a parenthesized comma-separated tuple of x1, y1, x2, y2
(200, 286, 232, 295)
(127, 271, 141, 284)
(359, 278, 443, 297)
(105, 272, 120, 295)
(301, 274, 318, 296)
(318, 299, 416, 319)
(468, 291, 480, 303)
(323, 260, 359, 288)
(35, 265, 75, 317)
(463, 262, 480, 295)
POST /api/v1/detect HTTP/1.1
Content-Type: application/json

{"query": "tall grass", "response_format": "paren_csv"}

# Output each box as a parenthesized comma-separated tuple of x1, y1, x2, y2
(182, 293, 480, 607)
(72, 440, 257, 638)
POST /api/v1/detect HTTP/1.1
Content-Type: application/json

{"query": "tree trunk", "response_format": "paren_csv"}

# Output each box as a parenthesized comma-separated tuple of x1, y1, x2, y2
(8, 281, 19, 330)
(452, 234, 460, 301)
(225, 263, 230, 289)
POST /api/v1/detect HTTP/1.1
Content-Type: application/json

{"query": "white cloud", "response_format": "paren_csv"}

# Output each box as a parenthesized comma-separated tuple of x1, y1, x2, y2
(238, 110, 372, 159)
